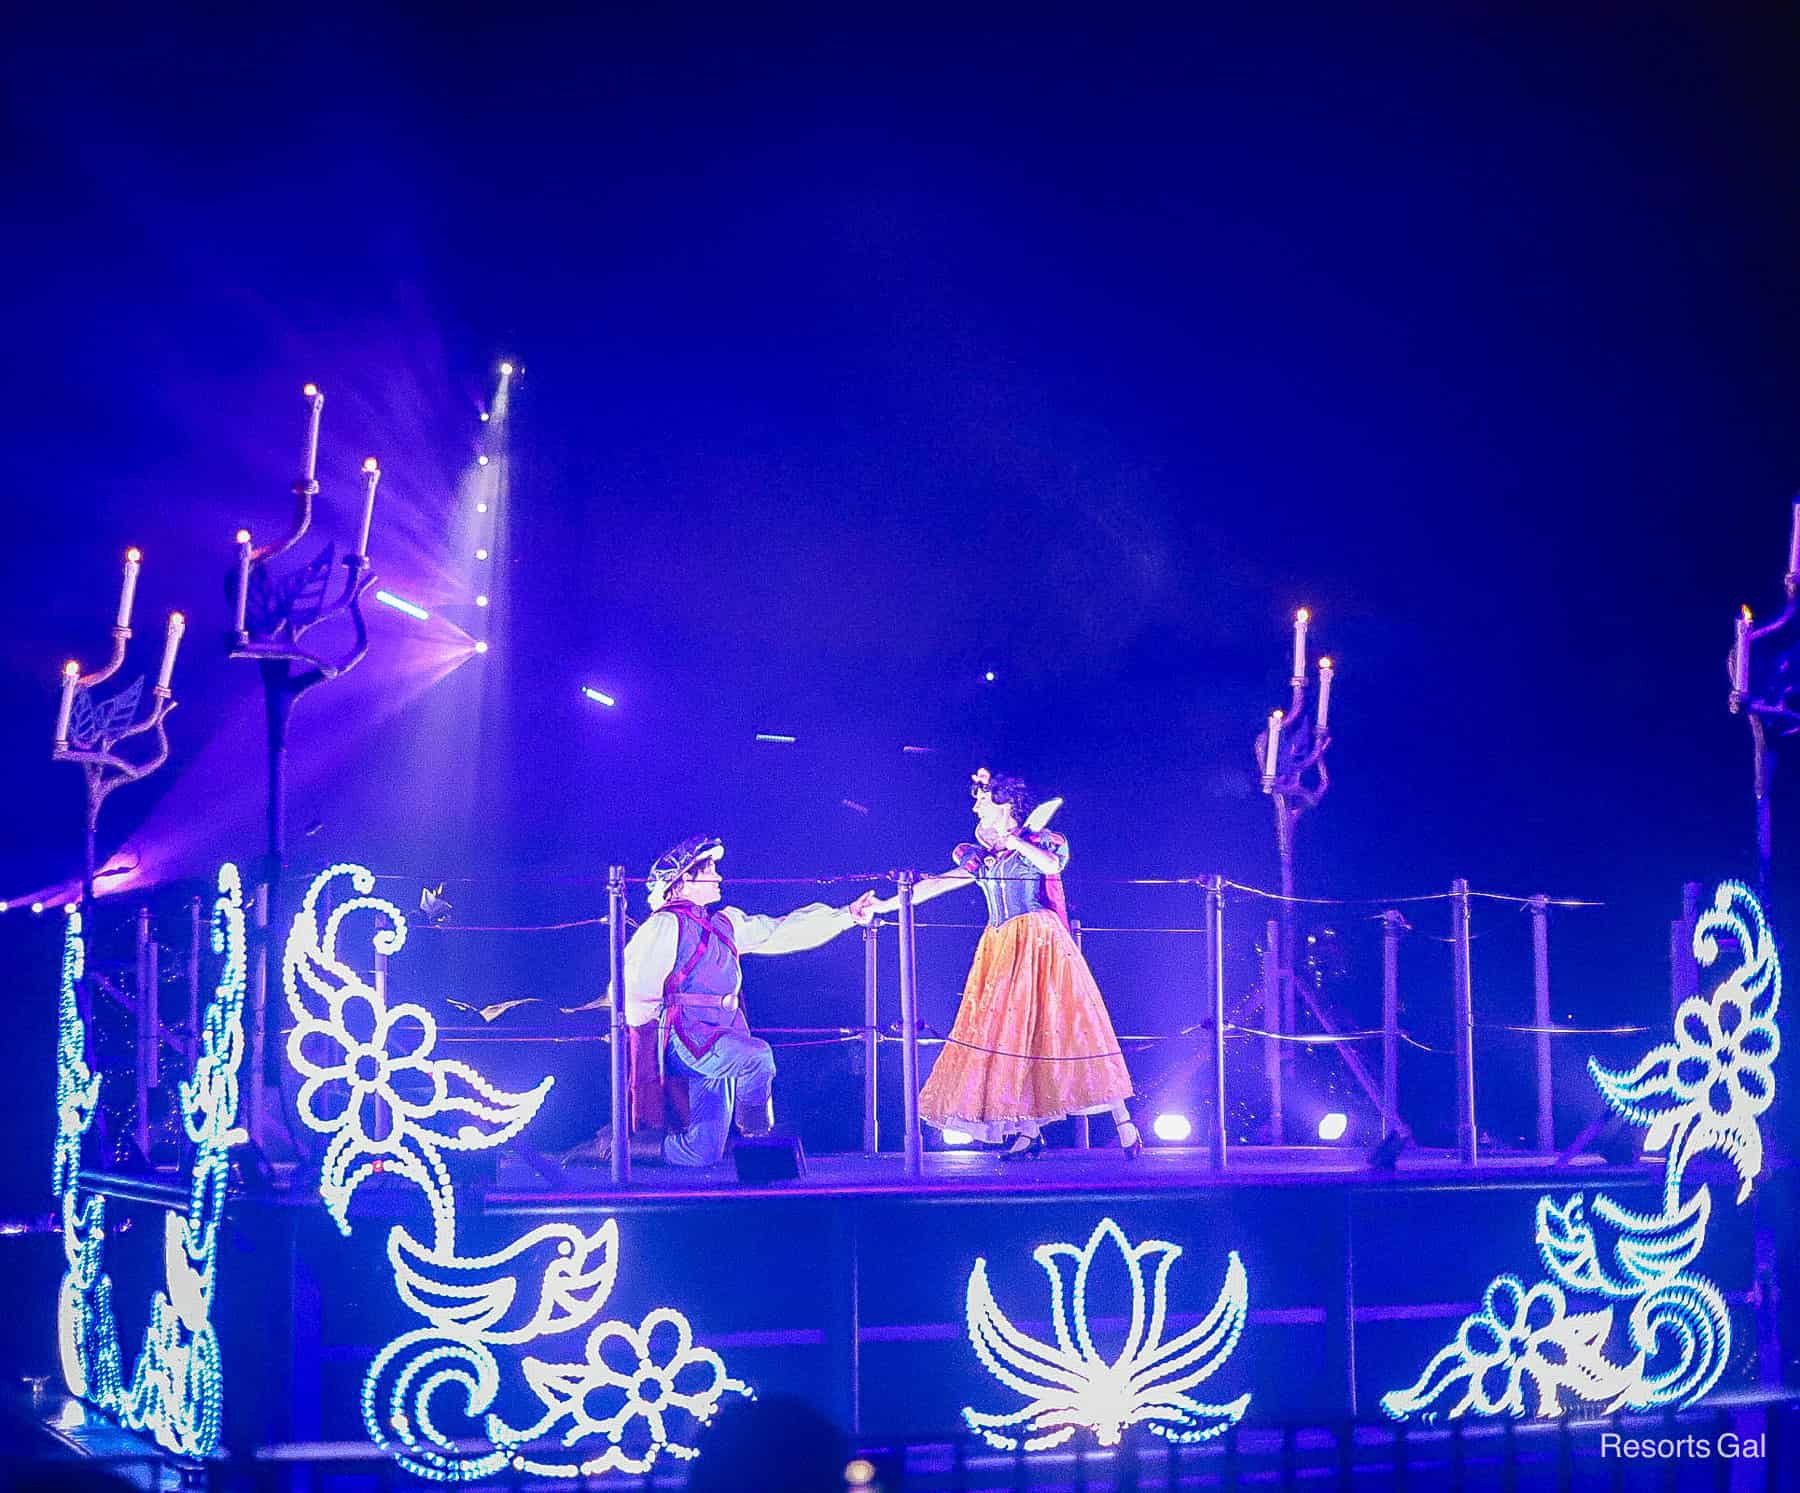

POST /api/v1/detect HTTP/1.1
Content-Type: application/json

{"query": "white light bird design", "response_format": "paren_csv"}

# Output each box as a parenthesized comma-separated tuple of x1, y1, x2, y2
(963, 1217, 1250, 1450)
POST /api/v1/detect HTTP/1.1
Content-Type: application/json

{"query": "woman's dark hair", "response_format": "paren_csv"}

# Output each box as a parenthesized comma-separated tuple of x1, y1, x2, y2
(985, 773, 1035, 820)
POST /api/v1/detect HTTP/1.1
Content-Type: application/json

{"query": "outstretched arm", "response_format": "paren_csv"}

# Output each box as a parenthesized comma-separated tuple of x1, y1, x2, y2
(866, 865, 976, 915)
(727, 895, 873, 956)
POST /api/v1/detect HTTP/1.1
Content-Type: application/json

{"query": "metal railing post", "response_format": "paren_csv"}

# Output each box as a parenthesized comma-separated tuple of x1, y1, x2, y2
(896, 872, 924, 1178)
(861, 921, 880, 1157)
(607, 865, 630, 1187)
(135, 906, 153, 1159)
(1380, 911, 1404, 1140)
(1071, 919, 1091, 1149)
(1261, 918, 1282, 1143)
(1205, 874, 1229, 1171)
(1530, 895, 1553, 1153)
(1450, 877, 1478, 1165)
(186, 895, 202, 1067)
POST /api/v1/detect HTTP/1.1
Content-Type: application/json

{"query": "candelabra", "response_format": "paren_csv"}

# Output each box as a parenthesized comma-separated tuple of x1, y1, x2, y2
(1250, 609, 1337, 1140)
(1726, 495, 1800, 905)
(228, 384, 381, 876)
(227, 384, 382, 1151)
(52, 548, 186, 904)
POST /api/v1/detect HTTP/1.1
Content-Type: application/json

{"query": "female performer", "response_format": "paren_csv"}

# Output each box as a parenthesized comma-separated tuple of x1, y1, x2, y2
(870, 769, 1139, 1158)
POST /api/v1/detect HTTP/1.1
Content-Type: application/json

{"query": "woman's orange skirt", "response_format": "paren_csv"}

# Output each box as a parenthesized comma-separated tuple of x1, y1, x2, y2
(918, 909, 1133, 1143)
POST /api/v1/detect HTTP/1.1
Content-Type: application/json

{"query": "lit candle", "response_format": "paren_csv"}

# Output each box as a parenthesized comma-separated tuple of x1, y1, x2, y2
(355, 457, 381, 558)
(1317, 657, 1334, 731)
(300, 383, 324, 487)
(1733, 607, 1752, 695)
(1788, 500, 1800, 578)
(53, 660, 79, 746)
(1292, 607, 1310, 681)
(1262, 709, 1285, 781)
(117, 547, 141, 629)
(156, 612, 185, 692)
(233, 530, 253, 636)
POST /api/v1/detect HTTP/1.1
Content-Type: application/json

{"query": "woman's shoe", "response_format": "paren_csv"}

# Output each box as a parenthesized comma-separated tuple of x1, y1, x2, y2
(998, 1132, 1045, 1161)
(1117, 1120, 1144, 1159)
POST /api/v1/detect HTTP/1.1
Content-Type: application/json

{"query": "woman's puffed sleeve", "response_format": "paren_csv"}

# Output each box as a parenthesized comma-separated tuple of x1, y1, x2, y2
(1025, 830, 1071, 871)
(952, 842, 985, 875)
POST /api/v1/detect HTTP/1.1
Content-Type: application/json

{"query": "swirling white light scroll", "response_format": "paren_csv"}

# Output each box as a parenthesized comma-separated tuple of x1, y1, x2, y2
(1383, 880, 1775, 1421)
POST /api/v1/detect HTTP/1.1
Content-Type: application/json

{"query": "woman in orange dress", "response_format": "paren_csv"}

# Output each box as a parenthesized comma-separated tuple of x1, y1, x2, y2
(871, 769, 1139, 1159)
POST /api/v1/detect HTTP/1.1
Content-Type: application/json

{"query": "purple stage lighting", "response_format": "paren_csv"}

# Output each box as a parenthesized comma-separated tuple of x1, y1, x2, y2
(1152, 1113, 1192, 1143)
(375, 590, 430, 622)
(582, 686, 616, 707)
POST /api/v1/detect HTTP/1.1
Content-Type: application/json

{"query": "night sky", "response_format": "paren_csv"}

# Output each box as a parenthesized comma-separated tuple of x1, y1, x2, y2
(1, 6, 1796, 1171)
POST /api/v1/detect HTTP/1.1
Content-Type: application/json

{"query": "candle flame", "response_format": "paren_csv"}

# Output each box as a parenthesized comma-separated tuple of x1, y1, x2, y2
(126, 547, 141, 563)
(169, 611, 185, 626)
(302, 382, 319, 398)
(236, 529, 251, 544)
(1742, 605, 1753, 622)
(362, 457, 380, 473)
(499, 361, 515, 376)
(63, 660, 79, 678)
(1296, 607, 1310, 623)
(1272, 709, 1285, 722)
(1320, 656, 1334, 669)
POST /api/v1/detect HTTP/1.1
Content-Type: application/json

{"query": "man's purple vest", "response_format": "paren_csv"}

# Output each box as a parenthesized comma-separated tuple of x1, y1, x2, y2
(659, 901, 748, 1061)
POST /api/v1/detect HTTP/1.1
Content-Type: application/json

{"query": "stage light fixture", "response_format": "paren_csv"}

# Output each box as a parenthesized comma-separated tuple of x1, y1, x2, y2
(474, 641, 489, 655)
(902, 745, 933, 754)
(941, 1128, 975, 1146)
(374, 590, 430, 622)
(1152, 1112, 1192, 1143)
(754, 733, 797, 744)
(476, 501, 488, 513)
(32, 902, 45, 914)
(582, 686, 616, 707)
(0, 901, 8, 912)
(984, 670, 997, 682)
(1318, 1112, 1348, 1142)
(475, 595, 490, 607)
(480, 411, 490, 422)
(477, 455, 489, 467)
(475, 548, 489, 561)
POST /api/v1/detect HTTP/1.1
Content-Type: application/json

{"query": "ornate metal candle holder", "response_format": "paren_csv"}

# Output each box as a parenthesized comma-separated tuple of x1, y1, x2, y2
(1249, 611, 1337, 1140)
(1726, 496, 1800, 901)
(52, 551, 185, 904)
(228, 384, 380, 874)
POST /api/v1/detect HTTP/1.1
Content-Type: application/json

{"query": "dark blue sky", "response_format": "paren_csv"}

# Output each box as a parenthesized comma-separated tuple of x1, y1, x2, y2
(2, 5, 1797, 1084)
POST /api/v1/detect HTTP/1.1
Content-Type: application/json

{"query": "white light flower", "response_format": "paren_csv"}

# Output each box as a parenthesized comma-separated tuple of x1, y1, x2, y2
(963, 1217, 1250, 1450)
(283, 864, 552, 1240)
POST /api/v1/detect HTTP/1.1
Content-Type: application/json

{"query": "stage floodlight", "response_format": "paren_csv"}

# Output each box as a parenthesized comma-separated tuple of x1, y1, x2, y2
(475, 595, 490, 608)
(582, 686, 616, 707)
(941, 1128, 975, 1147)
(477, 455, 489, 467)
(475, 548, 489, 561)
(1318, 1111, 1348, 1142)
(1152, 1113, 1192, 1143)
(474, 640, 489, 655)
(984, 670, 996, 682)
(754, 733, 797, 744)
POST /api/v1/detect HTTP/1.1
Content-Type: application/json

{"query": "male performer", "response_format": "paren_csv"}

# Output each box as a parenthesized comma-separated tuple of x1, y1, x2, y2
(603, 835, 874, 1166)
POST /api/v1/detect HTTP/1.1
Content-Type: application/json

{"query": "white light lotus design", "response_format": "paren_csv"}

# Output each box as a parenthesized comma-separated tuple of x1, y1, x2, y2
(963, 1217, 1250, 1450)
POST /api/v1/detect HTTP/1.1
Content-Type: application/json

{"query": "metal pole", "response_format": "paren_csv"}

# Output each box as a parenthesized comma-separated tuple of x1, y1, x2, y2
(1450, 877, 1478, 1165)
(1071, 919, 1091, 1150)
(896, 871, 924, 1179)
(187, 895, 202, 1067)
(607, 866, 630, 1187)
(248, 881, 270, 1148)
(1380, 911, 1403, 1140)
(135, 906, 152, 1159)
(861, 922, 880, 1157)
(1261, 919, 1282, 1143)
(1671, 881, 1702, 1023)
(1530, 895, 1553, 1153)
(1204, 875, 1229, 1171)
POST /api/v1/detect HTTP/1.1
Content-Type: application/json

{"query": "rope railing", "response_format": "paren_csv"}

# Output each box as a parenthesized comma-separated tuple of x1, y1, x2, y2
(96, 860, 1680, 1186)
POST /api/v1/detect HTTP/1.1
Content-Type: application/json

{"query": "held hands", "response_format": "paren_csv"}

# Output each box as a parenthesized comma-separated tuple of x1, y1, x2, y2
(847, 890, 880, 925)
